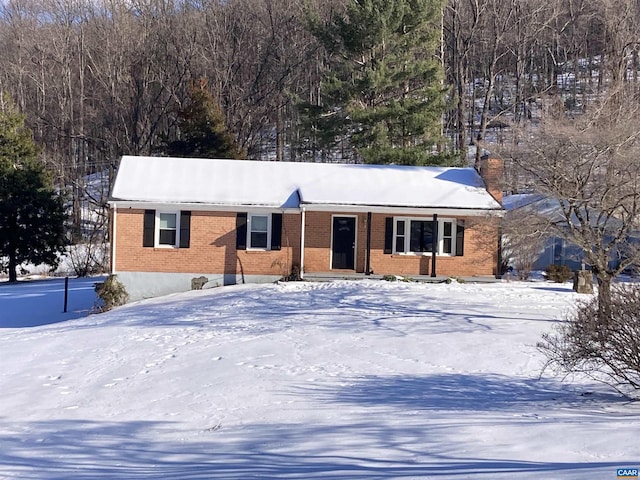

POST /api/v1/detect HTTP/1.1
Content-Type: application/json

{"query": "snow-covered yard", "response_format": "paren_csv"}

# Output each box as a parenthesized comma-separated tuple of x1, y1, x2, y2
(0, 276, 103, 328)
(1, 278, 639, 479)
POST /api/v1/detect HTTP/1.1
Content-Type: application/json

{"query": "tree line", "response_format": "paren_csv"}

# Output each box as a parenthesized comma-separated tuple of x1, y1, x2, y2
(1, 0, 639, 238)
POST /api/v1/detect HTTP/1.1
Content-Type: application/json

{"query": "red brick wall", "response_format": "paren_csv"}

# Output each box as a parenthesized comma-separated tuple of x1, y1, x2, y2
(114, 209, 300, 277)
(478, 157, 504, 204)
(302, 211, 333, 271)
(366, 214, 499, 277)
(114, 208, 499, 278)
(302, 212, 499, 277)
(303, 212, 372, 273)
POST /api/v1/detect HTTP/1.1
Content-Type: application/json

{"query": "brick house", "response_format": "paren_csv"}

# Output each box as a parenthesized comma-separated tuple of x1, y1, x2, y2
(109, 155, 504, 300)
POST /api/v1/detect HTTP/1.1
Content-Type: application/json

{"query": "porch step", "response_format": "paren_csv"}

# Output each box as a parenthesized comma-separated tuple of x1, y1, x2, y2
(302, 273, 500, 284)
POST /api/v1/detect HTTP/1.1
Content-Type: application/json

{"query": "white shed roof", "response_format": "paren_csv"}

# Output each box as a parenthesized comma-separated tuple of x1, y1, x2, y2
(110, 156, 503, 214)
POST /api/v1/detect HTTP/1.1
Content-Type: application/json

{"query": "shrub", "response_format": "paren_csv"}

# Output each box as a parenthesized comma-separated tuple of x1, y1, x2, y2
(539, 283, 640, 396)
(544, 264, 573, 283)
(383, 274, 412, 282)
(68, 243, 108, 277)
(95, 274, 129, 312)
(445, 276, 466, 284)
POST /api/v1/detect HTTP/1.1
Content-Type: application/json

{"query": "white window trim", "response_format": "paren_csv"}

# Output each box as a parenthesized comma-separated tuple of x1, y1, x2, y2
(247, 213, 272, 251)
(393, 217, 457, 256)
(155, 210, 181, 248)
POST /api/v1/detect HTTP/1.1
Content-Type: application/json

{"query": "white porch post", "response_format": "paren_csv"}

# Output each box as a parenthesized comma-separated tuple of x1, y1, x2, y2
(111, 203, 117, 273)
(300, 207, 306, 279)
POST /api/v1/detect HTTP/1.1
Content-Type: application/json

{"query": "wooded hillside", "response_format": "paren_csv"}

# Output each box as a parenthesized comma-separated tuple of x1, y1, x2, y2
(1, 0, 639, 239)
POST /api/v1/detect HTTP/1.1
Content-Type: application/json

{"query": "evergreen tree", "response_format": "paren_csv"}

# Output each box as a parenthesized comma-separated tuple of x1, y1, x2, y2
(0, 96, 67, 282)
(164, 79, 245, 159)
(305, 0, 454, 165)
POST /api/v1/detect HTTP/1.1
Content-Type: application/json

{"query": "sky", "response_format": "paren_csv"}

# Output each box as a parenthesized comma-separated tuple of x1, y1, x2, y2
(0, 277, 639, 479)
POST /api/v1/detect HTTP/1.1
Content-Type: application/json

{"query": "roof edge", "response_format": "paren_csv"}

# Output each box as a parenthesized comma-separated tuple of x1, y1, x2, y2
(109, 200, 503, 217)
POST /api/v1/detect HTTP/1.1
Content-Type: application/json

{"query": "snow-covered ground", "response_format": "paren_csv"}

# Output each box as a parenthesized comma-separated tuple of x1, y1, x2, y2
(1, 278, 639, 479)
(0, 276, 103, 328)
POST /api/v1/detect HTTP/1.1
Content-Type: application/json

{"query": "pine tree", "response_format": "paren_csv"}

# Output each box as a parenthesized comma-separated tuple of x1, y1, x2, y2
(305, 0, 454, 165)
(164, 79, 245, 159)
(0, 96, 67, 282)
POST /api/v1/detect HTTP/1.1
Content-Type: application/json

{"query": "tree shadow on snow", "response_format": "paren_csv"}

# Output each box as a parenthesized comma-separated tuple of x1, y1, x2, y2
(0, 417, 628, 480)
(99, 282, 517, 335)
(292, 373, 626, 413)
(532, 285, 575, 294)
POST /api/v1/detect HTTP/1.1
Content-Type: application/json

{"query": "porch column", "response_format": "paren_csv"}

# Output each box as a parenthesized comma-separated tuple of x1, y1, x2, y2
(300, 207, 306, 279)
(365, 212, 372, 275)
(496, 223, 503, 278)
(111, 203, 117, 273)
(431, 214, 438, 277)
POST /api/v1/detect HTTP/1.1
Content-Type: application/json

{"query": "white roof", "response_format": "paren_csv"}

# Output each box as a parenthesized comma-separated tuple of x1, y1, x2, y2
(110, 156, 503, 214)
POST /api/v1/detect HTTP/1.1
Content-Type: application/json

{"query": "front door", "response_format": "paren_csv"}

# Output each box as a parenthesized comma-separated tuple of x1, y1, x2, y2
(332, 216, 356, 270)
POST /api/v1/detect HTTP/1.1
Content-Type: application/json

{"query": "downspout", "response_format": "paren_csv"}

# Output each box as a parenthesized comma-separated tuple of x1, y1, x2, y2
(365, 212, 372, 275)
(431, 214, 438, 277)
(111, 203, 117, 274)
(300, 207, 306, 279)
(496, 223, 503, 278)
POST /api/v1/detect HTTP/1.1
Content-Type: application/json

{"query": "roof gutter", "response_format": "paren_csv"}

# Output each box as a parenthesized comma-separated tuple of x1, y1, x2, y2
(107, 200, 301, 213)
(108, 200, 504, 217)
(299, 203, 504, 217)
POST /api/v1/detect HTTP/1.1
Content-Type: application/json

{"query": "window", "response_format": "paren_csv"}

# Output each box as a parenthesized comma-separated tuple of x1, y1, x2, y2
(236, 212, 282, 251)
(395, 219, 406, 253)
(442, 221, 453, 254)
(159, 213, 177, 246)
(393, 217, 457, 255)
(142, 210, 191, 248)
(249, 214, 269, 249)
(409, 220, 433, 253)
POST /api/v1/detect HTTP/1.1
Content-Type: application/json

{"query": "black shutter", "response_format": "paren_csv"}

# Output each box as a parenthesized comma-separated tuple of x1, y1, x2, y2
(430, 215, 438, 277)
(384, 217, 393, 254)
(179, 211, 191, 248)
(456, 220, 465, 256)
(271, 213, 282, 250)
(143, 209, 155, 247)
(236, 212, 247, 250)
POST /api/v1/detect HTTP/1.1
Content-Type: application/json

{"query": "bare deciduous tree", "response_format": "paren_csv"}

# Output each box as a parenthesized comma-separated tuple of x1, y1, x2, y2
(506, 94, 640, 314)
(539, 282, 640, 396)
(502, 205, 548, 280)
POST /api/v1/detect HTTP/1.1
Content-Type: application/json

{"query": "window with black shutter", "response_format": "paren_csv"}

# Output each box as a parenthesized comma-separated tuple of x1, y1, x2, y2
(179, 211, 191, 248)
(236, 213, 248, 250)
(143, 210, 155, 247)
(456, 221, 465, 256)
(384, 217, 393, 254)
(390, 216, 459, 255)
(271, 213, 282, 250)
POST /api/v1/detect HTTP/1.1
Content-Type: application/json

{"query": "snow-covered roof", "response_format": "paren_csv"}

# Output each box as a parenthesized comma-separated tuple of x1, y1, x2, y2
(110, 156, 503, 214)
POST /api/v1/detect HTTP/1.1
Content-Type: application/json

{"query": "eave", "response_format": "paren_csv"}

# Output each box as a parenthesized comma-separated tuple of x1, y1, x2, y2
(109, 199, 504, 217)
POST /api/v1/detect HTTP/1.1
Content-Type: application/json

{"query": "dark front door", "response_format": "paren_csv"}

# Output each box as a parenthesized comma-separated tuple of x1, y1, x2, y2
(332, 216, 356, 270)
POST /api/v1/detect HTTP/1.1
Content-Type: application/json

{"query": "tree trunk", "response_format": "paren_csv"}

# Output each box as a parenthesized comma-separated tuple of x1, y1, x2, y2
(596, 273, 613, 327)
(8, 250, 17, 283)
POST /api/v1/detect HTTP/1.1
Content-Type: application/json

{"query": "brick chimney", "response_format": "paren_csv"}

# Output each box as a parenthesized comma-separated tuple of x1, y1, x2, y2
(476, 155, 504, 204)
